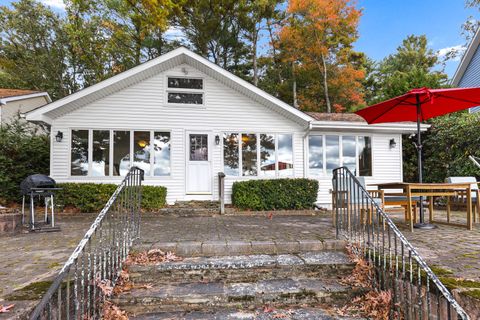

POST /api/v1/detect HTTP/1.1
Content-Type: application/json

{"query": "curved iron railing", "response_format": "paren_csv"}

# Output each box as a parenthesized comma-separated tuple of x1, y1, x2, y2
(333, 167, 469, 320)
(29, 166, 144, 320)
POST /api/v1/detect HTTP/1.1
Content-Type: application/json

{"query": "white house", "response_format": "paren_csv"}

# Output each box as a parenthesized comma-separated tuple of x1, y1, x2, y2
(0, 89, 51, 124)
(452, 27, 480, 113)
(26, 47, 420, 207)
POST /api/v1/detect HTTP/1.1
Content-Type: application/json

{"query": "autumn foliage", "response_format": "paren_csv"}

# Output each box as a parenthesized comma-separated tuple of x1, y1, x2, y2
(279, 0, 365, 112)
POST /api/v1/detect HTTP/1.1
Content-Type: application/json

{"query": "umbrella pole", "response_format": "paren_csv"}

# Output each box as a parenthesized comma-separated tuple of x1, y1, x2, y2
(414, 95, 436, 230)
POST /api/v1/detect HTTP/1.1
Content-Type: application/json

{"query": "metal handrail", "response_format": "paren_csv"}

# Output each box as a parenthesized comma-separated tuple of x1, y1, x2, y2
(333, 167, 469, 319)
(30, 166, 144, 319)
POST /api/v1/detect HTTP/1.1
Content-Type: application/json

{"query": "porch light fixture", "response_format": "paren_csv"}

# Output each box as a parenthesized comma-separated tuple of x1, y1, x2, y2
(55, 131, 63, 142)
(215, 135, 220, 145)
(389, 138, 396, 149)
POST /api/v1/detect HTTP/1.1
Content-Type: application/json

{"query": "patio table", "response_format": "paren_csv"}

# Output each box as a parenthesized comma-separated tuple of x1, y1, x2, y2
(370, 182, 473, 232)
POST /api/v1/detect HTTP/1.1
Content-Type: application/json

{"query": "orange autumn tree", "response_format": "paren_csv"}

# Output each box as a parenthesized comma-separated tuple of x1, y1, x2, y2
(279, 0, 365, 112)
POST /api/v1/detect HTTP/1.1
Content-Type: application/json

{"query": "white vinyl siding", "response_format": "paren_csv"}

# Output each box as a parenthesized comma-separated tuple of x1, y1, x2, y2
(50, 64, 304, 204)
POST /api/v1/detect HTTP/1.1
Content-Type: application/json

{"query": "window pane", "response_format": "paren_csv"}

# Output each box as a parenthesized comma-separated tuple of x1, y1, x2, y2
(308, 136, 323, 175)
(242, 133, 257, 176)
(133, 131, 151, 174)
(278, 134, 293, 176)
(190, 134, 208, 161)
(260, 134, 275, 176)
(168, 77, 203, 89)
(92, 130, 110, 177)
(342, 136, 356, 175)
(71, 130, 89, 176)
(168, 92, 203, 104)
(153, 132, 171, 176)
(358, 136, 372, 176)
(326, 135, 340, 175)
(223, 133, 239, 176)
(113, 131, 130, 176)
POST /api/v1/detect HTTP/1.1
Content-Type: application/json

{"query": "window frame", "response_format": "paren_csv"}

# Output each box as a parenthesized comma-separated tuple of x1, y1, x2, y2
(221, 132, 294, 179)
(68, 128, 172, 179)
(165, 75, 205, 107)
(307, 134, 373, 177)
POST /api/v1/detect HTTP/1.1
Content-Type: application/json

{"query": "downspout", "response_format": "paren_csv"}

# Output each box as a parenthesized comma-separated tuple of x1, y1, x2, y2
(303, 121, 313, 178)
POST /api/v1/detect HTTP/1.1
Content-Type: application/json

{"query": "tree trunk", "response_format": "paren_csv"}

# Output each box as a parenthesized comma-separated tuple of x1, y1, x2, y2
(292, 62, 298, 109)
(266, 19, 282, 84)
(321, 53, 332, 113)
(252, 29, 258, 86)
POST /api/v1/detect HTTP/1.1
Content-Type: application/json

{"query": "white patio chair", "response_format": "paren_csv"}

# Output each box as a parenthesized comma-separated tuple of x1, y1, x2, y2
(445, 176, 480, 223)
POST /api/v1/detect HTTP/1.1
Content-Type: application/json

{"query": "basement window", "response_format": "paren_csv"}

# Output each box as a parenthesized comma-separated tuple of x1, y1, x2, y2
(167, 77, 204, 105)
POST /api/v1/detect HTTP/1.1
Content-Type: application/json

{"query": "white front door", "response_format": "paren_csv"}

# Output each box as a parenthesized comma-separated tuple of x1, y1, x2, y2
(186, 133, 212, 194)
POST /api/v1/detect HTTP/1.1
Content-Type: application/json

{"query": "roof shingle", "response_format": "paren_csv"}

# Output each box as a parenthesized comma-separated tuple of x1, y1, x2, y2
(0, 88, 39, 99)
(305, 112, 366, 122)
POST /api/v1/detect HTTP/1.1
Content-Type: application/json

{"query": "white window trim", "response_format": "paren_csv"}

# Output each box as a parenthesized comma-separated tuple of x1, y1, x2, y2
(221, 132, 295, 179)
(307, 134, 373, 177)
(165, 75, 205, 107)
(68, 128, 172, 179)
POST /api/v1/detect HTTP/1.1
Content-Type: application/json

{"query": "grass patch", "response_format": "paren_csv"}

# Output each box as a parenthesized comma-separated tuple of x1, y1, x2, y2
(5, 281, 53, 300)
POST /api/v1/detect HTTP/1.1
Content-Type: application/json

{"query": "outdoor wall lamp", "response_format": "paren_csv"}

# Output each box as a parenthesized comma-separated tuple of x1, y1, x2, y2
(215, 135, 220, 145)
(55, 131, 63, 142)
(389, 138, 396, 149)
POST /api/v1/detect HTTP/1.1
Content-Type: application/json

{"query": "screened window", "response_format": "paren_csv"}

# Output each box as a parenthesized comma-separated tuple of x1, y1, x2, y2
(92, 130, 110, 176)
(71, 130, 89, 176)
(153, 132, 171, 176)
(167, 92, 203, 105)
(167, 77, 204, 105)
(222, 133, 293, 177)
(278, 134, 293, 176)
(242, 134, 257, 176)
(358, 136, 372, 176)
(308, 136, 323, 176)
(113, 131, 130, 176)
(342, 136, 356, 174)
(168, 77, 203, 89)
(133, 131, 151, 173)
(260, 134, 275, 176)
(326, 135, 340, 174)
(223, 133, 239, 176)
(308, 135, 373, 176)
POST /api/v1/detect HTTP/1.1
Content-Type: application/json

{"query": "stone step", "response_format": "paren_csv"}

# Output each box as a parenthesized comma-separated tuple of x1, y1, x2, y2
(112, 277, 363, 315)
(134, 239, 346, 257)
(128, 252, 354, 284)
(130, 307, 364, 319)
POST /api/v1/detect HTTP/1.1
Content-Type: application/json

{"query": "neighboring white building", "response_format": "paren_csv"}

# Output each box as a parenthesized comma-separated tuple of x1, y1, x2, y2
(0, 89, 51, 124)
(452, 28, 480, 113)
(26, 47, 421, 206)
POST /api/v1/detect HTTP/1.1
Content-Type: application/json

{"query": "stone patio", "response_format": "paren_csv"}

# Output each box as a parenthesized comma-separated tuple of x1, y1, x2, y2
(0, 209, 479, 317)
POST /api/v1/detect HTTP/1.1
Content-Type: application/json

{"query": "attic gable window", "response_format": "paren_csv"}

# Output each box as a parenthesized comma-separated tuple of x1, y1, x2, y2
(167, 77, 204, 105)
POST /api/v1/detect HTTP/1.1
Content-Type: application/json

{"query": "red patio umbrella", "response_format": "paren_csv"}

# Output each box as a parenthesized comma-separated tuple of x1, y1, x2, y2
(355, 87, 480, 229)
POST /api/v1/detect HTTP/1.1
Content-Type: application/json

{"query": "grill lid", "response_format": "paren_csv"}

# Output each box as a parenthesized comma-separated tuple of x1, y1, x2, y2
(20, 174, 57, 195)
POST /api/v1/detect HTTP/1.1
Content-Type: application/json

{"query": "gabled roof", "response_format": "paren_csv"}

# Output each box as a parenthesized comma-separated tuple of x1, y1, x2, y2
(0, 89, 51, 105)
(306, 112, 366, 122)
(452, 27, 480, 86)
(26, 47, 314, 126)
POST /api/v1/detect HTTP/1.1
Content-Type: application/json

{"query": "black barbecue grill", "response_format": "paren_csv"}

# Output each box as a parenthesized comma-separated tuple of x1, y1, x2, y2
(21, 174, 62, 231)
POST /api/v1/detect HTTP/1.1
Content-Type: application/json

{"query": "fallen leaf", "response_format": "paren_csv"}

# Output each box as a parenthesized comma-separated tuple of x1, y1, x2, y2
(0, 304, 14, 313)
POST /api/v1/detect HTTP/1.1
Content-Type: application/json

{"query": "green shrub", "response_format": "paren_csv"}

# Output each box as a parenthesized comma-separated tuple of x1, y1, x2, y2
(232, 178, 318, 211)
(58, 183, 167, 213)
(0, 120, 49, 204)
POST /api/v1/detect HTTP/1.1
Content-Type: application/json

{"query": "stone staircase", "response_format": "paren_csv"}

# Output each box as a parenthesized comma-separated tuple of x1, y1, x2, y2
(113, 244, 366, 319)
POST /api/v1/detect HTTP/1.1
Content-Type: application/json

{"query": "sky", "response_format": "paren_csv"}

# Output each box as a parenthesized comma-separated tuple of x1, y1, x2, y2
(0, 0, 477, 79)
(355, 0, 478, 78)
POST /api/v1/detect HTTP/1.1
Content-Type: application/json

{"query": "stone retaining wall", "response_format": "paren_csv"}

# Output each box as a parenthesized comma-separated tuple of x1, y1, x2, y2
(0, 213, 22, 235)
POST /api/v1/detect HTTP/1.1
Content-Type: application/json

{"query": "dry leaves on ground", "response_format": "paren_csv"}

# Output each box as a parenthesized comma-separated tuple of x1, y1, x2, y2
(102, 301, 128, 320)
(340, 243, 374, 288)
(95, 278, 114, 297)
(338, 290, 395, 320)
(0, 304, 14, 313)
(126, 249, 183, 265)
(113, 268, 152, 295)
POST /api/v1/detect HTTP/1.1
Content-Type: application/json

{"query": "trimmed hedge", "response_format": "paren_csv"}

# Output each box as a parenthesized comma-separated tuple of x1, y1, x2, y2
(232, 178, 319, 211)
(58, 183, 167, 213)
